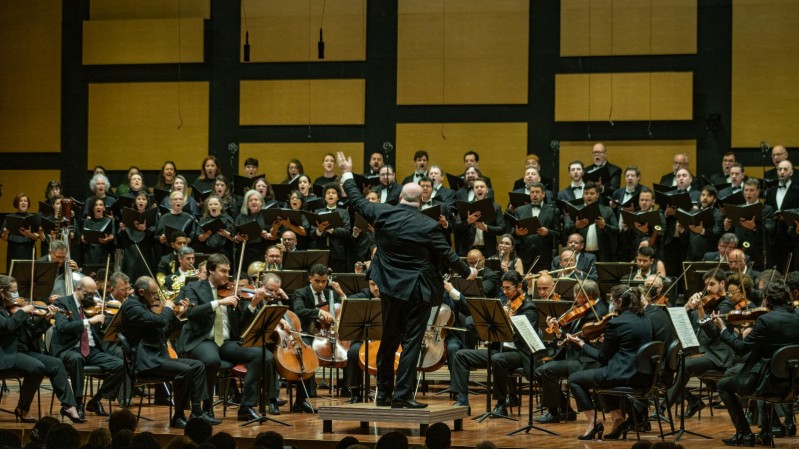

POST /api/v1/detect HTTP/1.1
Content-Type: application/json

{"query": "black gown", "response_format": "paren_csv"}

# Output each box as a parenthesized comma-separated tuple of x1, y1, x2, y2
(3, 212, 39, 269)
(117, 210, 158, 282)
(155, 212, 197, 260)
(81, 216, 116, 265)
(195, 214, 235, 262)
(234, 211, 269, 273)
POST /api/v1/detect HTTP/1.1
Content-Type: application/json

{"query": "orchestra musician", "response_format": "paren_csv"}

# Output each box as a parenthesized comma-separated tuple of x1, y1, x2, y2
(156, 231, 189, 287)
(533, 280, 607, 425)
(630, 246, 666, 280)
(177, 253, 275, 422)
(464, 249, 499, 298)
(50, 276, 125, 419)
(711, 280, 799, 446)
(119, 276, 209, 429)
(551, 235, 597, 280)
(0, 275, 84, 424)
(565, 285, 653, 440)
(38, 240, 80, 298)
(450, 271, 538, 417)
(163, 246, 196, 293)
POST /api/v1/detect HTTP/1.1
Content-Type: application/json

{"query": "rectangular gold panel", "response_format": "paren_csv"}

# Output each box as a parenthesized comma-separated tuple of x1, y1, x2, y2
(88, 82, 209, 170)
(243, 0, 365, 62)
(561, 0, 697, 56)
(555, 72, 692, 122)
(0, 0, 61, 153)
(397, 0, 529, 105)
(396, 123, 527, 206)
(90, 0, 210, 19)
(238, 143, 364, 189)
(240, 80, 364, 126)
(732, 0, 799, 147)
(83, 18, 204, 65)
(558, 140, 696, 191)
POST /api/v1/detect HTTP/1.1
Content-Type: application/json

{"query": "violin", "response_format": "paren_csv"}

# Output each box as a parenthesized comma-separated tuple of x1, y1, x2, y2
(699, 293, 724, 314)
(274, 310, 319, 381)
(732, 296, 750, 311)
(546, 298, 597, 334)
(217, 281, 257, 300)
(557, 312, 617, 346)
(725, 306, 769, 325)
(505, 295, 524, 317)
(6, 298, 57, 317)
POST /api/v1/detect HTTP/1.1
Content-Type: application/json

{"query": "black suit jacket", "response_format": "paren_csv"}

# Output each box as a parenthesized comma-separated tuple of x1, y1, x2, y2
(292, 285, 340, 333)
(610, 185, 643, 210)
(342, 178, 471, 304)
(645, 304, 673, 346)
(0, 308, 28, 369)
(177, 280, 256, 353)
(374, 183, 401, 204)
(51, 294, 107, 357)
(509, 297, 539, 379)
(563, 204, 619, 262)
(692, 298, 736, 368)
(453, 202, 505, 258)
(581, 310, 653, 386)
(587, 162, 622, 196)
(550, 252, 598, 281)
(119, 297, 176, 372)
(684, 207, 724, 260)
(513, 203, 560, 270)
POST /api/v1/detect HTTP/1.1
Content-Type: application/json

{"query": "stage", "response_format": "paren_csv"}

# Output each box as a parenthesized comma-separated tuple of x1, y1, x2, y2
(0, 379, 782, 449)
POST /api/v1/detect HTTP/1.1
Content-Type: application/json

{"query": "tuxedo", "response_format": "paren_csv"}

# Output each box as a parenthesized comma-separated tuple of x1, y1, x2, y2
(610, 185, 643, 210)
(730, 203, 775, 271)
(51, 294, 124, 401)
(342, 175, 471, 402)
(717, 185, 743, 200)
(292, 285, 340, 334)
(682, 207, 724, 261)
(454, 187, 494, 203)
(513, 175, 554, 193)
(373, 183, 401, 204)
(401, 172, 427, 185)
(765, 183, 799, 270)
(431, 185, 456, 215)
(511, 187, 554, 205)
(586, 162, 622, 197)
(557, 185, 582, 202)
(513, 203, 560, 272)
(563, 203, 619, 262)
(660, 173, 701, 190)
(453, 201, 505, 258)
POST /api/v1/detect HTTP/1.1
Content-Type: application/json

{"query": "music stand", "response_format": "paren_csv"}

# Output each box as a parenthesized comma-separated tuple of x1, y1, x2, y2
(533, 300, 573, 342)
(10, 260, 58, 300)
(552, 278, 578, 300)
(274, 271, 307, 295)
(465, 298, 517, 423)
(332, 273, 368, 296)
(595, 262, 636, 295)
(450, 276, 484, 297)
(240, 305, 290, 427)
(337, 299, 382, 404)
(682, 262, 728, 292)
(283, 250, 330, 271)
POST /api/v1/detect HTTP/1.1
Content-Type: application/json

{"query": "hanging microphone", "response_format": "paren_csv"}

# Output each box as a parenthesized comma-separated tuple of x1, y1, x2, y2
(243, 31, 251, 62)
(317, 28, 325, 59)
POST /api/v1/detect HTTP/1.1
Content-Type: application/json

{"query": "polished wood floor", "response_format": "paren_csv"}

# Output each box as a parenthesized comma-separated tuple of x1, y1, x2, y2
(0, 380, 792, 449)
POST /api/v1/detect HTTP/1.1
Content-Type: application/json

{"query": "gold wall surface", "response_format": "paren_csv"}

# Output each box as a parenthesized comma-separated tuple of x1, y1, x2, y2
(83, 18, 205, 65)
(240, 80, 365, 125)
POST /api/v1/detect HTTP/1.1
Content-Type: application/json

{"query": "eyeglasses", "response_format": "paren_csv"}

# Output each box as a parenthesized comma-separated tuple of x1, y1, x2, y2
(500, 285, 517, 291)
(149, 290, 161, 296)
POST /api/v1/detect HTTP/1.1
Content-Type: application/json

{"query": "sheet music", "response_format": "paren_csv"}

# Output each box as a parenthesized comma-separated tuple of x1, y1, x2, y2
(511, 315, 546, 353)
(667, 307, 700, 349)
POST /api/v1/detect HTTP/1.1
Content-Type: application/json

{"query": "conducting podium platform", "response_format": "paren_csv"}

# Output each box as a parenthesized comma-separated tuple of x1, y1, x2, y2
(318, 403, 469, 435)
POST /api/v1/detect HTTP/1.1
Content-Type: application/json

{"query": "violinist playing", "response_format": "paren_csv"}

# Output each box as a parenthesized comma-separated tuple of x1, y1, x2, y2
(119, 276, 208, 429)
(565, 285, 653, 440)
(664, 268, 736, 419)
(532, 279, 607, 425)
(0, 275, 84, 424)
(450, 271, 538, 417)
(711, 280, 799, 446)
(177, 253, 275, 423)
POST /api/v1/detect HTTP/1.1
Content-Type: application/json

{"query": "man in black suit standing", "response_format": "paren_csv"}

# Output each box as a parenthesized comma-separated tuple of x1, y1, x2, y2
(119, 276, 209, 429)
(373, 165, 401, 204)
(177, 253, 277, 421)
(513, 182, 560, 272)
(453, 178, 504, 258)
(50, 276, 125, 419)
(557, 161, 586, 202)
(336, 151, 477, 409)
(723, 178, 774, 271)
(563, 182, 619, 262)
(763, 145, 790, 181)
(765, 160, 799, 271)
(659, 153, 690, 187)
(512, 153, 553, 193)
(709, 152, 738, 186)
(401, 150, 429, 185)
(586, 143, 622, 199)
(427, 166, 456, 214)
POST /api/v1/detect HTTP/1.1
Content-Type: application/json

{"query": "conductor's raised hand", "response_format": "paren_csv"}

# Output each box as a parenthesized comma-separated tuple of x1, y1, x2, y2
(336, 152, 353, 173)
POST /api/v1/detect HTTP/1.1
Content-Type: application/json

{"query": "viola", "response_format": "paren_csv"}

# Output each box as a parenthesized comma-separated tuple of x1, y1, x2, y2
(417, 304, 455, 373)
(557, 312, 617, 346)
(725, 306, 769, 325)
(733, 297, 750, 311)
(274, 310, 319, 381)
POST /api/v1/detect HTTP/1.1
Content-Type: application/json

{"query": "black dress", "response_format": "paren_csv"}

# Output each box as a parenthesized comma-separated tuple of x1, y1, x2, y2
(234, 211, 269, 273)
(195, 214, 235, 262)
(81, 216, 116, 265)
(3, 212, 39, 269)
(117, 209, 158, 282)
(155, 212, 197, 260)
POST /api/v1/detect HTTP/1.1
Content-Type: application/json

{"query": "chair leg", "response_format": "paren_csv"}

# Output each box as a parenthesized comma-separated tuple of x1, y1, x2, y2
(653, 394, 665, 440)
(627, 396, 641, 441)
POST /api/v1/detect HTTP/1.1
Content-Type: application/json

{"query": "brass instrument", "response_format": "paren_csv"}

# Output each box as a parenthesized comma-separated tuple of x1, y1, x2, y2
(247, 261, 265, 278)
(525, 267, 570, 280)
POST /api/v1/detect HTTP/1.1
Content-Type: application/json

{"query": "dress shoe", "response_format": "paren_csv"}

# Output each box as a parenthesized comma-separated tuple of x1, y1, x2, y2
(86, 398, 109, 416)
(268, 402, 281, 415)
(755, 432, 772, 446)
(771, 424, 786, 438)
(452, 400, 471, 416)
(785, 422, 797, 436)
(292, 401, 317, 414)
(375, 397, 392, 407)
(60, 407, 86, 424)
(274, 398, 287, 407)
(722, 433, 755, 446)
(14, 407, 36, 424)
(76, 403, 85, 420)
(682, 400, 705, 419)
(170, 416, 188, 429)
(237, 405, 260, 422)
(604, 418, 633, 440)
(577, 422, 604, 441)
(191, 411, 221, 425)
(391, 399, 428, 409)
(490, 402, 508, 417)
(348, 395, 362, 404)
(534, 411, 562, 424)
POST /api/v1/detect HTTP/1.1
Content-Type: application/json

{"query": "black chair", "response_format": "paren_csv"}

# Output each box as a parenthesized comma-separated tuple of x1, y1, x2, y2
(741, 345, 799, 448)
(593, 340, 666, 441)
(117, 333, 174, 424)
(657, 340, 682, 431)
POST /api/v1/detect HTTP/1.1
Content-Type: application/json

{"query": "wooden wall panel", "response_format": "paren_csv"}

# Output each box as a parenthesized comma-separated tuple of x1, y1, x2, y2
(88, 82, 209, 171)
(397, 0, 529, 105)
(90, 0, 210, 20)
(396, 123, 527, 206)
(555, 72, 693, 122)
(558, 140, 696, 191)
(561, 0, 696, 56)
(243, 0, 365, 62)
(732, 0, 799, 147)
(238, 143, 364, 188)
(239, 80, 365, 125)
(0, 0, 61, 153)
(83, 18, 204, 65)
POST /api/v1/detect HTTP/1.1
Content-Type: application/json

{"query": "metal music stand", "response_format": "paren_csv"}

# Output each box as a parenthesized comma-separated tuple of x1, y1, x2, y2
(10, 260, 58, 300)
(240, 305, 290, 427)
(283, 250, 330, 271)
(465, 298, 517, 423)
(337, 299, 383, 404)
(331, 273, 369, 296)
(595, 262, 636, 295)
(533, 300, 573, 342)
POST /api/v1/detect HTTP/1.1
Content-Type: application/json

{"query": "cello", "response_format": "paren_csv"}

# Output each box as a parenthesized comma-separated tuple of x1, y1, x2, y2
(274, 310, 319, 381)
(416, 303, 457, 373)
(312, 302, 350, 369)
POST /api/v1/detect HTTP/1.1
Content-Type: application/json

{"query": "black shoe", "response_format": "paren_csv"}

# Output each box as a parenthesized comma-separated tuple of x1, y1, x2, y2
(604, 418, 634, 440)
(170, 416, 187, 429)
(722, 433, 755, 446)
(755, 432, 772, 446)
(268, 402, 281, 415)
(237, 406, 260, 422)
(375, 396, 392, 407)
(191, 411, 221, 425)
(76, 403, 85, 420)
(118, 399, 132, 408)
(534, 411, 562, 424)
(14, 407, 36, 424)
(274, 398, 287, 407)
(153, 397, 174, 407)
(771, 424, 786, 438)
(490, 402, 508, 417)
(59, 407, 86, 424)
(507, 396, 521, 407)
(292, 401, 317, 414)
(348, 395, 362, 404)
(785, 422, 796, 437)
(391, 399, 428, 409)
(682, 400, 705, 419)
(86, 398, 109, 417)
(452, 400, 470, 416)
(578, 422, 604, 441)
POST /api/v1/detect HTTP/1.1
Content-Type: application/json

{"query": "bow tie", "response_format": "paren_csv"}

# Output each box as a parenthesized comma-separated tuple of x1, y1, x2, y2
(327, 208, 337, 212)
(571, 186, 583, 191)
(779, 184, 788, 189)
(530, 204, 541, 209)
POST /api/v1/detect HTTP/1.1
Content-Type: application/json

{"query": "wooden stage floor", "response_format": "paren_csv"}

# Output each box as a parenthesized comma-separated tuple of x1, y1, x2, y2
(0, 382, 792, 449)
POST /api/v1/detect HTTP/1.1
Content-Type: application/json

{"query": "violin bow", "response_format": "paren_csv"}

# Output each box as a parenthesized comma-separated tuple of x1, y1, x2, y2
(133, 242, 169, 304)
(100, 255, 110, 315)
(233, 239, 247, 298)
(575, 265, 601, 321)
(29, 247, 36, 305)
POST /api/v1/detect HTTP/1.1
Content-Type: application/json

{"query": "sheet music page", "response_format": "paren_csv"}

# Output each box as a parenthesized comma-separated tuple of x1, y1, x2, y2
(511, 315, 547, 353)
(667, 307, 700, 349)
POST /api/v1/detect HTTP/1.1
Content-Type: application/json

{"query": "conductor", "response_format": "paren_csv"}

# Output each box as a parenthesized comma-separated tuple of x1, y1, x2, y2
(337, 152, 477, 409)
